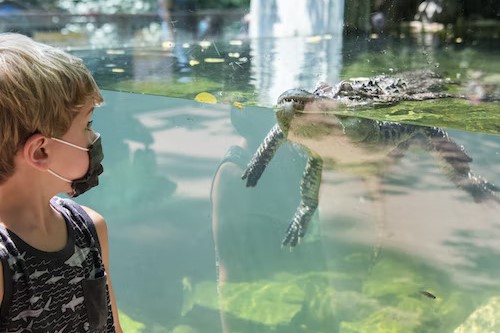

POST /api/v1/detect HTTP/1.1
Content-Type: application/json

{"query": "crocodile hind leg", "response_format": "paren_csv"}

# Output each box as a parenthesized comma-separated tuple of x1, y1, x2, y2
(423, 127, 500, 203)
(282, 150, 323, 247)
(242, 124, 286, 187)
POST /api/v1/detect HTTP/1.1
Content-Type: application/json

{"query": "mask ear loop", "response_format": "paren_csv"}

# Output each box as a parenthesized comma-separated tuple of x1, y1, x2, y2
(50, 137, 90, 151)
(46, 169, 77, 197)
(46, 169, 72, 183)
(50, 132, 101, 151)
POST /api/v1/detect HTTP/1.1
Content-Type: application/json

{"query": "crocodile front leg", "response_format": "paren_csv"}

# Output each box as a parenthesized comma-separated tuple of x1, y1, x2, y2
(282, 150, 323, 247)
(242, 124, 286, 187)
(424, 127, 500, 203)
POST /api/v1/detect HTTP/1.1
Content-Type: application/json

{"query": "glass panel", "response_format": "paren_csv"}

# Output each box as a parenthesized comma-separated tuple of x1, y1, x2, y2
(3, 1, 499, 332)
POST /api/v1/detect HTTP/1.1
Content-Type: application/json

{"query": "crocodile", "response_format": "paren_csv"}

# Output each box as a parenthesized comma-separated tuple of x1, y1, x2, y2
(242, 70, 499, 247)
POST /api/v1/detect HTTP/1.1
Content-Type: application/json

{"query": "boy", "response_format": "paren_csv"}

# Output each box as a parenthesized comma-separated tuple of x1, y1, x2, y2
(0, 33, 122, 332)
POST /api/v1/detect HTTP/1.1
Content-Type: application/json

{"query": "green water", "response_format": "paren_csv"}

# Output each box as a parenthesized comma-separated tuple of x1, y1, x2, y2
(72, 35, 500, 332)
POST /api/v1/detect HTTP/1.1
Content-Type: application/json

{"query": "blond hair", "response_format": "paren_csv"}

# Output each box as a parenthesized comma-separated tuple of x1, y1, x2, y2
(0, 33, 103, 183)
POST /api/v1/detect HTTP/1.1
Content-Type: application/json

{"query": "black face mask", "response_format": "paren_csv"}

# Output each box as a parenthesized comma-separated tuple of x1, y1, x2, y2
(71, 134, 104, 197)
(48, 133, 104, 197)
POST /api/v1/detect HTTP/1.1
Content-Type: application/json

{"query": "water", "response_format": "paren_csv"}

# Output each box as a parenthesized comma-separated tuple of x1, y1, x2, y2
(72, 35, 500, 332)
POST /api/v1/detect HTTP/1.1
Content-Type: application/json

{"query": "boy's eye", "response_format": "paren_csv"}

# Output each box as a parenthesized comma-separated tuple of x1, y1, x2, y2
(86, 120, 93, 130)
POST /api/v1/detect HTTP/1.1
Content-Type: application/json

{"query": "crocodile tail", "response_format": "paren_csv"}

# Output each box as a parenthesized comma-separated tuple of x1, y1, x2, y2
(242, 124, 286, 187)
(424, 127, 500, 203)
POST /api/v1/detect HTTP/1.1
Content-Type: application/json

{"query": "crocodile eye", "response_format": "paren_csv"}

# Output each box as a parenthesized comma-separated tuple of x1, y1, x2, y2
(339, 82, 353, 91)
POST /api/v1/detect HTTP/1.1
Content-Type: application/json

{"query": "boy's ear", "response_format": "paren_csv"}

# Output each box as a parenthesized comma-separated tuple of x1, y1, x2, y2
(22, 134, 50, 171)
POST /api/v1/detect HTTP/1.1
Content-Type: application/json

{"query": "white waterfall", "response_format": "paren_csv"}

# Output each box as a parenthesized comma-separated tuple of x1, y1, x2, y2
(248, 0, 345, 106)
(249, 0, 344, 38)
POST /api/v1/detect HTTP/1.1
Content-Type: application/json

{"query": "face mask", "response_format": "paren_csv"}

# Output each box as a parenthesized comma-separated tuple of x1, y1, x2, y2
(47, 133, 104, 197)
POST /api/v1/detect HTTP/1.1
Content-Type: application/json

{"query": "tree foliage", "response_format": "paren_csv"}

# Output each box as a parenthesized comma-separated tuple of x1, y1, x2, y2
(197, 0, 250, 9)
(38, 0, 250, 13)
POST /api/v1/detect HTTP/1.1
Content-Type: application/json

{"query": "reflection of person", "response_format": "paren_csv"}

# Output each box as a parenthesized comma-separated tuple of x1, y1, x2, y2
(157, 0, 197, 72)
(211, 106, 323, 332)
(415, 0, 443, 23)
(370, 0, 386, 33)
(0, 33, 122, 332)
(158, 0, 175, 42)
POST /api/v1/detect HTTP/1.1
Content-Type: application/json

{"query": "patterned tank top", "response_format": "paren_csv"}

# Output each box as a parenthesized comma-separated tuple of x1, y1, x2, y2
(0, 197, 115, 332)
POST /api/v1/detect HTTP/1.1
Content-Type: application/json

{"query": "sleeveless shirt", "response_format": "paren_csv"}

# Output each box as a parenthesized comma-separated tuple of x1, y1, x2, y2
(0, 197, 115, 332)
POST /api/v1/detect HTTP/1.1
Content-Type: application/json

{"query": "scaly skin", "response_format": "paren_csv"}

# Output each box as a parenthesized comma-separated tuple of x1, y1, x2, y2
(242, 71, 499, 247)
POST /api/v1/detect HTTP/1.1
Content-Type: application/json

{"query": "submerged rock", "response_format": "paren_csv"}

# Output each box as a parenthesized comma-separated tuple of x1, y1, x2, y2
(454, 296, 500, 333)
(172, 324, 199, 333)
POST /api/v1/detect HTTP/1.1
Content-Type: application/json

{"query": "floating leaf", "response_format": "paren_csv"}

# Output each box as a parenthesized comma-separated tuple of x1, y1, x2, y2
(194, 92, 217, 104)
(233, 101, 244, 110)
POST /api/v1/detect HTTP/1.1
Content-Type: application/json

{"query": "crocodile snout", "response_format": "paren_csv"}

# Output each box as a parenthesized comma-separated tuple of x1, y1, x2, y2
(277, 89, 316, 110)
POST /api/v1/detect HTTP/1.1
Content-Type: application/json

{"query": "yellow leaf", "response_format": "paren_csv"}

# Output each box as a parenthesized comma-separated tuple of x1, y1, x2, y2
(194, 92, 217, 104)
(233, 101, 243, 110)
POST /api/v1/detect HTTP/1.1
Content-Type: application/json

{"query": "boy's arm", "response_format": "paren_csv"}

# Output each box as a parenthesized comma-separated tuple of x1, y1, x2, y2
(82, 207, 123, 333)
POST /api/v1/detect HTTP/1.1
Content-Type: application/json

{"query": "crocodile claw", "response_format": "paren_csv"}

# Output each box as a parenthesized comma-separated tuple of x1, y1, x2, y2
(282, 204, 315, 247)
(424, 127, 500, 204)
(458, 172, 500, 204)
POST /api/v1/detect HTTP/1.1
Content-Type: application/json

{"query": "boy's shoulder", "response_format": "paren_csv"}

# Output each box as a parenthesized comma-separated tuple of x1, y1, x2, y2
(50, 196, 102, 250)
(51, 196, 90, 218)
(0, 225, 10, 255)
